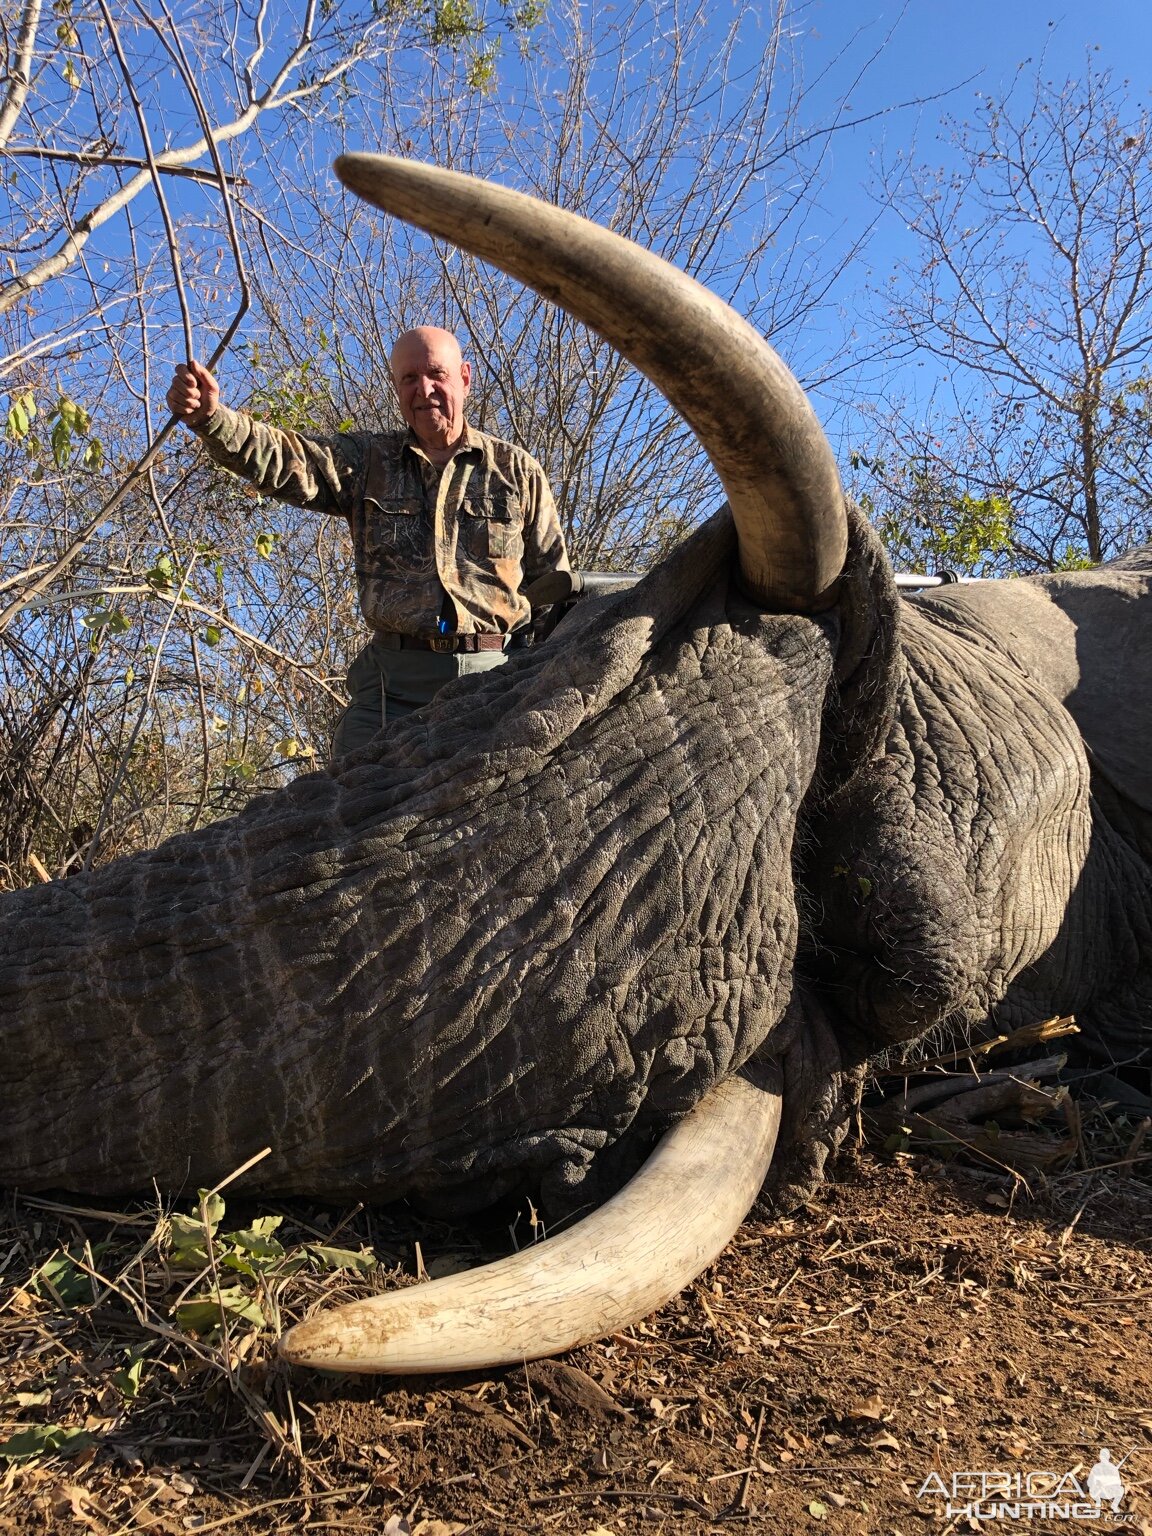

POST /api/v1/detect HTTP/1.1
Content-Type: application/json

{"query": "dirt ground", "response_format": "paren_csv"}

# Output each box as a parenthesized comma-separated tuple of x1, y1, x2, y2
(1, 1147, 1150, 1535)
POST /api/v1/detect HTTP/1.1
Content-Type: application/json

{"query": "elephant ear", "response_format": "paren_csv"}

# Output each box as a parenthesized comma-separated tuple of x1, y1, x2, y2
(1035, 550, 1152, 815)
(916, 547, 1152, 815)
(334, 153, 847, 614)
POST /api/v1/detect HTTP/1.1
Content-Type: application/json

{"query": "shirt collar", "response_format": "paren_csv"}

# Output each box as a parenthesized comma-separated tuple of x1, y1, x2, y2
(404, 422, 482, 464)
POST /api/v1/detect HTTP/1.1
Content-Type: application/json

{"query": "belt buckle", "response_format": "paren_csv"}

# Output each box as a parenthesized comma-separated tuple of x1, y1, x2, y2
(429, 633, 455, 654)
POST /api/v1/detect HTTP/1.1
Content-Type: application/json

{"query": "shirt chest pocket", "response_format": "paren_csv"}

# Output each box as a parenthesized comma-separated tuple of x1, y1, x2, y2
(362, 494, 424, 564)
(460, 490, 520, 561)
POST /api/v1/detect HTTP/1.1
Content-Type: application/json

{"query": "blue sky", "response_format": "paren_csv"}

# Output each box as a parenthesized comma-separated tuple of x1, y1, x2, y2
(760, 0, 1151, 436)
(799, 0, 1149, 275)
(802, 0, 1147, 176)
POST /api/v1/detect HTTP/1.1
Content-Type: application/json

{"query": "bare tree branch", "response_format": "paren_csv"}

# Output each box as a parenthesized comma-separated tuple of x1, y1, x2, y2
(0, 0, 41, 149)
(0, 6, 381, 317)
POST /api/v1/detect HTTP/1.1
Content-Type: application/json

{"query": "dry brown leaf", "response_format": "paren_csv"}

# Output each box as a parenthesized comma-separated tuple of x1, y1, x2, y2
(525, 1360, 631, 1420)
(51, 1485, 98, 1524)
(864, 1429, 900, 1452)
(846, 1394, 887, 1420)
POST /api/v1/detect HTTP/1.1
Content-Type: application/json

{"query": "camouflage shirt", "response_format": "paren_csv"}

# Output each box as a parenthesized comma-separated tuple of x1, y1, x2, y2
(196, 406, 571, 639)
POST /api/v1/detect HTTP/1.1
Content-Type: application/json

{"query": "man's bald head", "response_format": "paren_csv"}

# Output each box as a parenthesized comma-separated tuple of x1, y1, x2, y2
(390, 328, 472, 462)
(390, 326, 464, 373)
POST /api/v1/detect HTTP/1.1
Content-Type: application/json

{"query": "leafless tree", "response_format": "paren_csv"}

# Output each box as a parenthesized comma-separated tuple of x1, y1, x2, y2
(852, 61, 1152, 572)
(232, 0, 895, 570)
(0, 0, 905, 881)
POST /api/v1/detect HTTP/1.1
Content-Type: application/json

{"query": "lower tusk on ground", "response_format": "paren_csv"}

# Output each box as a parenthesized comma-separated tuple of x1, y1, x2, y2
(279, 1073, 782, 1374)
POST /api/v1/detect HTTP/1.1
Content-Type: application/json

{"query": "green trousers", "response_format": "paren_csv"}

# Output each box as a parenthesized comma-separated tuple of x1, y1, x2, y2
(331, 638, 510, 759)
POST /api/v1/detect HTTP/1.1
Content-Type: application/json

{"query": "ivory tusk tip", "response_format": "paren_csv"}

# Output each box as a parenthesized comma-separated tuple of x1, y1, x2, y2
(280, 1293, 432, 1373)
(333, 152, 426, 205)
(278, 1308, 384, 1371)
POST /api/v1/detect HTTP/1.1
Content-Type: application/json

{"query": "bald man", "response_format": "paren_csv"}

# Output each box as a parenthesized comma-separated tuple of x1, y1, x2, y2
(167, 328, 574, 758)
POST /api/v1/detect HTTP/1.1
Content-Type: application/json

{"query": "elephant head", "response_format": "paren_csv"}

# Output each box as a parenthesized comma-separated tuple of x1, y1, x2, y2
(12, 158, 1132, 1374)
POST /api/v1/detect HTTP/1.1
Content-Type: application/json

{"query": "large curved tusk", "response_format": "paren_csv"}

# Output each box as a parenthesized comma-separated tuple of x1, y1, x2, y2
(279, 1075, 781, 1375)
(334, 153, 845, 614)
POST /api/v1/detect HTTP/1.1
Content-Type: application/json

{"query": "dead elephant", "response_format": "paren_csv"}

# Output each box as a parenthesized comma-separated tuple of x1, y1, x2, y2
(1, 157, 1149, 1373)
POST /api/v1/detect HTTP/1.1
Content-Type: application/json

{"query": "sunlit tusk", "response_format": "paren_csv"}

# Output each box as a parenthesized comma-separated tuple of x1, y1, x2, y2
(279, 1074, 781, 1374)
(334, 152, 845, 613)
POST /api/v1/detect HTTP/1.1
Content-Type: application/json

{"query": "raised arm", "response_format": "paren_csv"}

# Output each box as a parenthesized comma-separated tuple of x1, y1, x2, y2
(164, 360, 363, 518)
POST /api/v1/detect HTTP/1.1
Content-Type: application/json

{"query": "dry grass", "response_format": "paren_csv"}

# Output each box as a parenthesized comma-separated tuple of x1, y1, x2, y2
(1, 1062, 1150, 1534)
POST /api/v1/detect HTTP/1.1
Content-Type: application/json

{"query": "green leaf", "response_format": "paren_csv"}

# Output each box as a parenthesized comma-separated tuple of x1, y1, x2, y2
(199, 1190, 225, 1231)
(146, 554, 175, 590)
(169, 1190, 225, 1264)
(254, 530, 278, 558)
(168, 1213, 210, 1265)
(466, 40, 500, 91)
(219, 1252, 257, 1280)
(32, 1251, 91, 1307)
(56, 395, 89, 432)
(241, 1215, 283, 1240)
(306, 1243, 379, 1274)
(0, 1424, 93, 1462)
(51, 418, 72, 467)
(224, 1220, 286, 1268)
(203, 625, 222, 646)
(84, 608, 130, 636)
(176, 1286, 266, 1336)
(111, 1355, 145, 1400)
(428, 0, 482, 45)
(6, 391, 36, 440)
(49, 394, 92, 465)
(808, 1501, 828, 1520)
(273, 737, 299, 758)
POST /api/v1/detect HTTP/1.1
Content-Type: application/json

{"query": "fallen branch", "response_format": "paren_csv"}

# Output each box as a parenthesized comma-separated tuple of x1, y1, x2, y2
(882, 1015, 1079, 1077)
(878, 1054, 1068, 1117)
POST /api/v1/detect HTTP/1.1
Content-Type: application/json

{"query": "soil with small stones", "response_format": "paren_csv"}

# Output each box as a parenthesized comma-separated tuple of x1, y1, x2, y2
(2, 1152, 1150, 1535)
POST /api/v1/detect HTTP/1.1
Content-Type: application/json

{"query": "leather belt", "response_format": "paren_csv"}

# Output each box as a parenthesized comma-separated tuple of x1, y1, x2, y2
(375, 631, 508, 654)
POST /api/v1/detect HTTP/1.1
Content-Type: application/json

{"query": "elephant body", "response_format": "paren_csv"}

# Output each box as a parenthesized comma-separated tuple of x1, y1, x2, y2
(2, 510, 1148, 1208)
(2, 157, 1149, 1240)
